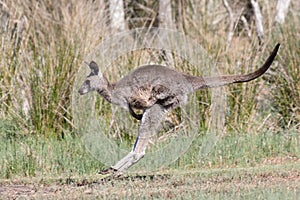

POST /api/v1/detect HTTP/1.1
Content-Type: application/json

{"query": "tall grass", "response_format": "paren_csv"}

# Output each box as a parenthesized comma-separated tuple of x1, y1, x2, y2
(0, 1, 299, 136)
(0, 0, 108, 136)
(270, 21, 300, 129)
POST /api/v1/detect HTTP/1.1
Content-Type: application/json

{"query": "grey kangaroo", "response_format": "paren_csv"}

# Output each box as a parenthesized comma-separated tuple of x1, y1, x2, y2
(78, 43, 280, 175)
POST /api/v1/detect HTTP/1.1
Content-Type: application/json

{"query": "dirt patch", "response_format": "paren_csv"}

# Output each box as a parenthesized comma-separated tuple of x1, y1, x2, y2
(1, 162, 300, 199)
(261, 155, 299, 165)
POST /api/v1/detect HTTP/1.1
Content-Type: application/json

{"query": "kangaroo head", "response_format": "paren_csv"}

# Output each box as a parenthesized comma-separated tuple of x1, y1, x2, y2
(78, 61, 107, 95)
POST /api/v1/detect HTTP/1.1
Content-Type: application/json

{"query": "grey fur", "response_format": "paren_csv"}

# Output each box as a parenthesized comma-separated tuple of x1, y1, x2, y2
(78, 43, 280, 175)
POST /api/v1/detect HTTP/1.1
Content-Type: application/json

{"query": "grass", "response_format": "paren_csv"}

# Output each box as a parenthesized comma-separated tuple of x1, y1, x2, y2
(0, 120, 102, 179)
(99, 163, 300, 199)
(1, 160, 299, 199)
(180, 130, 299, 169)
(1, 1, 299, 136)
(1, 117, 298, 179)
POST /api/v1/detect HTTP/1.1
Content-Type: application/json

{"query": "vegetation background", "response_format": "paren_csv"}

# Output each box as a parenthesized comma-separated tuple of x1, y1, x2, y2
(0, 0, 299, 198)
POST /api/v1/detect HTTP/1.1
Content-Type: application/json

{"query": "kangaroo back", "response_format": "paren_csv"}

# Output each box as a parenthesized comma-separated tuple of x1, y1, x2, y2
(185, 43, 280, 90)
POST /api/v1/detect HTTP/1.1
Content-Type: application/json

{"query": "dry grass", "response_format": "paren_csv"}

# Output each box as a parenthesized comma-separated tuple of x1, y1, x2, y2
(0, 161, 299, 199)
(0, 0, 299, 135)
(0, 0, 108, 135)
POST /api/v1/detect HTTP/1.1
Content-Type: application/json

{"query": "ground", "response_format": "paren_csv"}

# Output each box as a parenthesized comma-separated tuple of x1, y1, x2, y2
(1, 158, 299, 199)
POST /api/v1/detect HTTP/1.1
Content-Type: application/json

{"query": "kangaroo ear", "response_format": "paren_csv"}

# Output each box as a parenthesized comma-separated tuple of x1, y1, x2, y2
(89, 61, 99, 75)
(84, 61, 99, 75)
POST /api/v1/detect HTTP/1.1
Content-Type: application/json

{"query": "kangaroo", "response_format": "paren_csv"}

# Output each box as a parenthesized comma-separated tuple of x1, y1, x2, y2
(78, 43, 280, 175)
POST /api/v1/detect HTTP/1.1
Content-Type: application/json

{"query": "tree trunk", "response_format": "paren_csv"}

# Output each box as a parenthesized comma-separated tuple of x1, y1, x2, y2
(109, 0, 126, 31)
(250, 0, 264, 44)
(275, 0, 291, 24)
(158, 0, 174, 29)
(157, 0, 175, 66)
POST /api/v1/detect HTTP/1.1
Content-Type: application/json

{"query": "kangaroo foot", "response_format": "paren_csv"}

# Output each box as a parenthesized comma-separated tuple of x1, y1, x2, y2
(98, 167, 118, 175)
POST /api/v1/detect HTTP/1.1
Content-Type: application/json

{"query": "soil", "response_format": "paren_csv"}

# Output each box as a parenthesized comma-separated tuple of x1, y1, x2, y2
(1, 160, 299, 199)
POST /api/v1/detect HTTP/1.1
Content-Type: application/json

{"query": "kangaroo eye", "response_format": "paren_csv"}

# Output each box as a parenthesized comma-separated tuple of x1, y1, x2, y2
(85, 80, 90, 85)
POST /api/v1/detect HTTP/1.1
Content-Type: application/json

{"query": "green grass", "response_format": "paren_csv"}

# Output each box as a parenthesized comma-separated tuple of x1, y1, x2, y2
(1, 117, 298, 180)
(0, 120, 102, 179)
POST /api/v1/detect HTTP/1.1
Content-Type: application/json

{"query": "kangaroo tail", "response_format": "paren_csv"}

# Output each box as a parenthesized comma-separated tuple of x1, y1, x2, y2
(187, 43, 280, 90)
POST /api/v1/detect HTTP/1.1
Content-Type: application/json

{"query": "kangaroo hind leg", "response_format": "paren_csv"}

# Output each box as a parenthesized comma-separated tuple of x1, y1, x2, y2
(110, 104, 167, 173)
